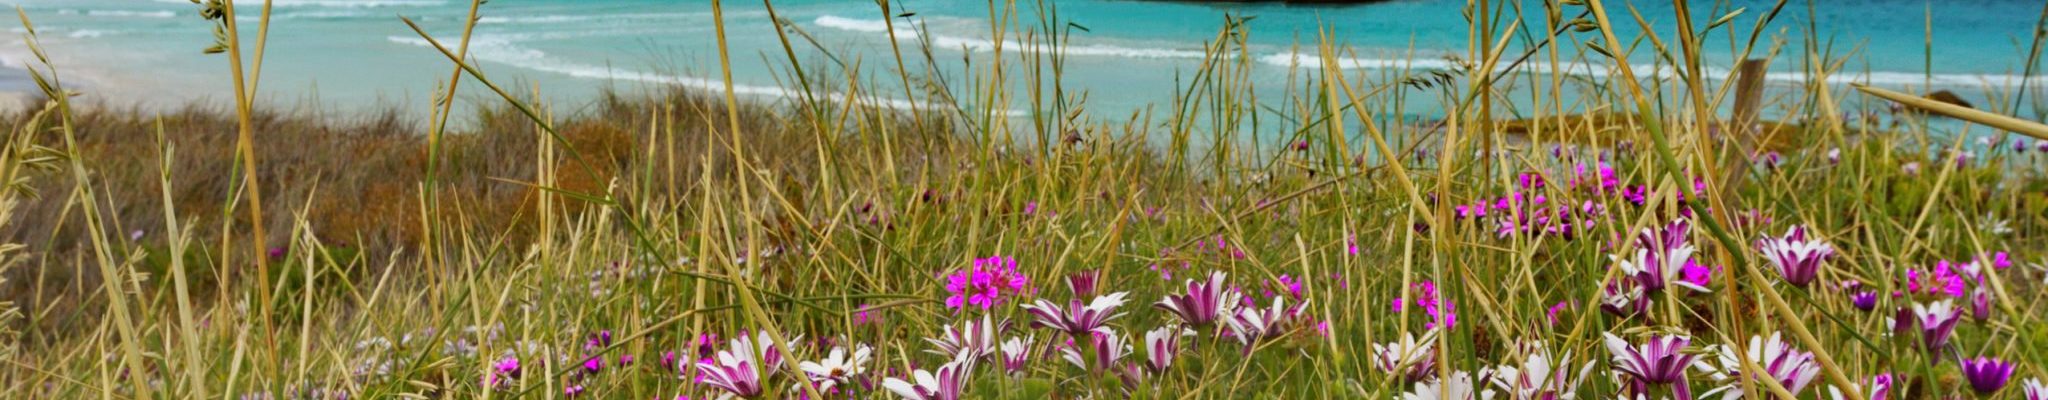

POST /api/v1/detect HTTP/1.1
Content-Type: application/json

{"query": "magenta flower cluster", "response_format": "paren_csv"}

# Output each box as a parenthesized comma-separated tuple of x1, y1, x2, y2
(943, 256, 1030, 312)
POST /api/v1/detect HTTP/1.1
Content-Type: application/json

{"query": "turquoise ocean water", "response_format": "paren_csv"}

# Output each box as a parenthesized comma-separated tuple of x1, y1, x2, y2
(0, 0, 2043, 122)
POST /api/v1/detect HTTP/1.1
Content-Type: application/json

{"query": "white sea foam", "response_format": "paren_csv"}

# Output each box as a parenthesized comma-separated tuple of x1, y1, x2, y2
(1255, 50, 2048, 87)
(385, 35, 1021, 115)
(476, 11, 748, 25)
(814, 15, 1210, 60)
(67, 30, 116, 39)
(87, 10, 179, 18)
(270, 10, 372, 20)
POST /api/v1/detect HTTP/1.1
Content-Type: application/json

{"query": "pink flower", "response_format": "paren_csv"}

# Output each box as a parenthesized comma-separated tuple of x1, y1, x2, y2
(1274, 274, 1304, 299)
(1546, 302, 1570, 326)
(1676, 261, 1715, 292)
(1399, 281, 1459, 330)
(942, 256, 1029, 312)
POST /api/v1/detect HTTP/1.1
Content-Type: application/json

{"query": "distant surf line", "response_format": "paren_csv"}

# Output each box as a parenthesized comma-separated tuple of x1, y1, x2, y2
(817, 14, 2048, 89)
(384, 35, 1027, 117)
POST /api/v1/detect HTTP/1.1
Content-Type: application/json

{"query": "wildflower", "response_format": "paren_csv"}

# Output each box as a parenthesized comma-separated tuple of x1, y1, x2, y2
(1911, 261, 1970, 298)
(1623, 185, 1649, 205)
(1142, 326, 1189, 374)
(1545, 302, 1570, 326)
(1273, 274, 1304, 299)
(1969, 290, 1994, 322)
(1603, 333, 1698, 393)
(1599, 279, 1648, 317)
(1617, 221, 1700, 294)
(1901, 162, 1920, 176)
(695, 333, 720, 359)
(1676, 261, 1715, 292)
(998, 335, 1033, 376)
(1489, 343, 1592, 400)
(1758, 151, 1783, 169)
(1060, 329, 1133, 371)
(2038, 140, 2048, 153)
(1827, 148, 1841, 164)
(1850, 291, 1878, 311)
(1065, 270, 1102, 298)
(1697, 333, 1822, 398)
(1825, 374, 1894, 400)
(2016, 139, 2032, 153)
(496, 355, 521, 378)
(564, 384, 585, 398)
(925, 314, 1001, 360)
(1889, 306, 1915, 338)
(798, 344, 871, 393)
(942, 256, 1030, 312)
(1613, 246, 1690, 294)
(696, 331, 794, 399)
(1402, 370, 1496, 400)
(583, 356, 603, 374)
(2021, 378, 2044, 400)
(484, 355, 520, 388)
(1022, 292, 1130, 338)
(1959, 356, 2016, 395)
(1154, 272, 1239, 330)
(1983, 215, 2014, 236)
(1911, 300, 1963, 355)
(1372, 330, 1440, 382)
(882, 353, 973, 400)
(853, 305, 875, 326)
(1757, 226, 1833, 288)
(1223, 295, 1305, 349)
(1412, 280, 1458, 329)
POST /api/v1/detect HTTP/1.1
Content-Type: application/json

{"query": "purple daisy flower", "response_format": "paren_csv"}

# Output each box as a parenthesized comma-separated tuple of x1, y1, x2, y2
(1154, 272, 1240, 331)
(1757, 225, 1833, 288)
(882, 353, 974, 400)
(1911, 300, 1964, 355)
(1960, 356, 2016, 394)
(1850, 291, 1878, 311)
(1603, 333, 1699, 397)
(1022, 292, 1130, 338)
